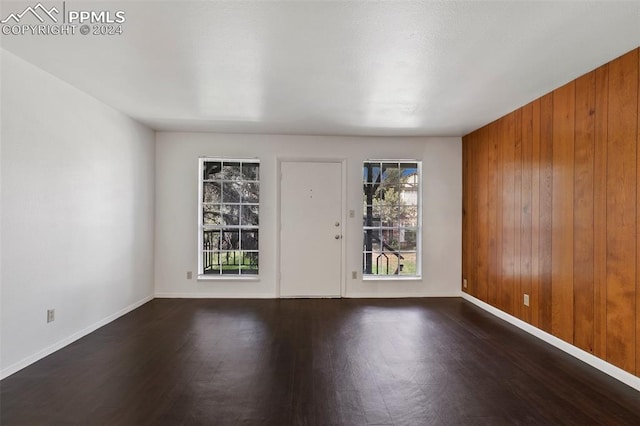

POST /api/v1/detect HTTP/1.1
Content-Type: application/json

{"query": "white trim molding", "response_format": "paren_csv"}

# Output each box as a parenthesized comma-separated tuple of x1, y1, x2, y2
(461, 293, 640, 392)
(1, 295, 154, 380)
(345, 292, 462, 298)
(154, 292, 274, 299)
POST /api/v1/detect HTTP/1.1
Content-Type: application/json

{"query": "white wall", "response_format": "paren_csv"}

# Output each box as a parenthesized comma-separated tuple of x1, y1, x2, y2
(0, 51, 156, 378)
(155, 132, 461, 298)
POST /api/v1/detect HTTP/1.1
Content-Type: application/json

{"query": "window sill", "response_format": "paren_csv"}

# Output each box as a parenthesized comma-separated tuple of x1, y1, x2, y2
(362, 275, 422, 281)
(197, 275, 260, 282)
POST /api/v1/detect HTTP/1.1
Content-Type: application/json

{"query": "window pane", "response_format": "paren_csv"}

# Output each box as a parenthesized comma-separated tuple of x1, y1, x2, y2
(363, 183, 377, 199)
(220, 230, 240, 250)
(399, 252, 417, 275)
(378, 204, 397, 226)
(372, 251, 402, 275)
(241, 230, 259, 250)
(399, 185, 418, 206)
(382, 162, 399, 185)
(363, 229, 381, 251)
(202, 251, 219, 274)
(219, 251, 241, 274)
(203, 205, 222, 225)
(240, 251, 259, 275)
(203, 161, 222, 180)
(241, 205, 259, 226)
(363, 205, 375, 226)
(242, 163, 259, 181)
(398, 228, 417, 251)
(370, 163, 382, 183)
(400, 162, 418, 171)
(203, 182, 221, 203)
(243, 182, 259, 204)
(222, 162, 242, 180)
(381, 229, 401, 251)
(202, 230, 220, 251)
(222, 182, 242, 203)
(398, 206, 418, 227)
(220, 205, 240, 225)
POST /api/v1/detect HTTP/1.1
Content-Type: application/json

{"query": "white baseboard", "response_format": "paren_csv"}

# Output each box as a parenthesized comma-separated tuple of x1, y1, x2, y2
(154, 292, 275, 299)
(0, 294, 154, 380)
(155, 292, 463, 299)
(461, 292, 640, 392)
(344, 292, 463, 298)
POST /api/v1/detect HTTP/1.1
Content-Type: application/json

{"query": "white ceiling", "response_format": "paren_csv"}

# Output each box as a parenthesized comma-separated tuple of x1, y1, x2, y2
(2, 1, 639, 136)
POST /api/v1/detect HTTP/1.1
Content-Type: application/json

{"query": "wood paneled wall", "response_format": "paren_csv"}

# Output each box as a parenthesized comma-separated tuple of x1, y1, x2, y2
(462, 48, 640, 377)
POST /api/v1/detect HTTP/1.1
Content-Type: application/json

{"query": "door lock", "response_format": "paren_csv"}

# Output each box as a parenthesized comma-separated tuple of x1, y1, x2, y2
(335, 222, 340, 227)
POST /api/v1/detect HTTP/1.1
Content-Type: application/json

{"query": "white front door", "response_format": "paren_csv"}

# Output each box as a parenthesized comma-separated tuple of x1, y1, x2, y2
(279, 161, 343, 297)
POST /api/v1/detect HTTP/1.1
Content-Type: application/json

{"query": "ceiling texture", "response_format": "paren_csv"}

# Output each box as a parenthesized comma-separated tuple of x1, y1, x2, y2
(2, 1, 639, 136)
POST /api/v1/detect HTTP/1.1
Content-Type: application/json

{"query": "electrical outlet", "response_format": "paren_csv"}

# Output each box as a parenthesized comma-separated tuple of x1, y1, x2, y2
(351, 271, 357, 279)
(47, 309, 55, 323)
(524, 294, 530, 307)
(463, 278, 468, 289)
(186, 271, 193, 279)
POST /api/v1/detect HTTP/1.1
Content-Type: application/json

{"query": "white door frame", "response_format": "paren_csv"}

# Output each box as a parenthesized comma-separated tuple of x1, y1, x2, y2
(276, 157, 347, 298)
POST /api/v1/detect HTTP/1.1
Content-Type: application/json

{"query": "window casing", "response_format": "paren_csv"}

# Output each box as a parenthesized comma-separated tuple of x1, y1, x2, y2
(198, 158, 260, 278)
(363, 160, 421, 278)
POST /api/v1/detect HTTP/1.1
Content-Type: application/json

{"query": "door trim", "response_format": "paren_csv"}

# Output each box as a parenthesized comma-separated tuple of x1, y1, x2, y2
(276, 158, 347, 298)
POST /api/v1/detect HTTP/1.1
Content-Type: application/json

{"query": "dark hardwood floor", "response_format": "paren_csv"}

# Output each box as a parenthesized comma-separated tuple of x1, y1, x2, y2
(2, 298, 639, 425)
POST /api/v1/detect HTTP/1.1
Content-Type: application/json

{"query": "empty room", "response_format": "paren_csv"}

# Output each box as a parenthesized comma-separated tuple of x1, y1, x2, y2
(1, 0, 640, 424)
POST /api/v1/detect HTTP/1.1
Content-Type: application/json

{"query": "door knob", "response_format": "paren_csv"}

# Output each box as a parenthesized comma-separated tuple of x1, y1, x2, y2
(335, 235, 341, 239)
(335, 222, 340, 227)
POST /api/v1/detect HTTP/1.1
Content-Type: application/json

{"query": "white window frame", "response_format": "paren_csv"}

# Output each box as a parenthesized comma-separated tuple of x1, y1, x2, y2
(198, 157, 260, 280)
(362, 159, 422, 280)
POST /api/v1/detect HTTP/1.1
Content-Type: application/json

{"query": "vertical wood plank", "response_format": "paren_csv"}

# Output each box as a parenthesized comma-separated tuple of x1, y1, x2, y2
(539, 93, 554, 334)
(501, 113, 516, 315)
(606, 50, 638, 373)
(462, 136, 469, 292)
(531, 99, 542, 328)
(574, 71, 596, 353)
(593, 64, 609, 359)
(513, 109, 523, 319)
(470, 132, 479, 297)
(551, 82, 576, 344)
(637, 48, 640, 378)
(496, 119, 505, 309)
(521, 102, 534, 324)
(477, 126, 490, 302)
(487, 121, 500, 307)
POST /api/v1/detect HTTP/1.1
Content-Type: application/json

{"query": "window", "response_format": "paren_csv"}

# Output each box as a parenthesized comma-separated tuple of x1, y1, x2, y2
(198, 158, 259, 277)
(363, 161, 421, 278)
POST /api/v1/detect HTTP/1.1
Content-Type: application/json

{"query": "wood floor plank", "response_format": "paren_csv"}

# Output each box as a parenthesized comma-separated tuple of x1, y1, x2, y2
(2, 298, 640, 425)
